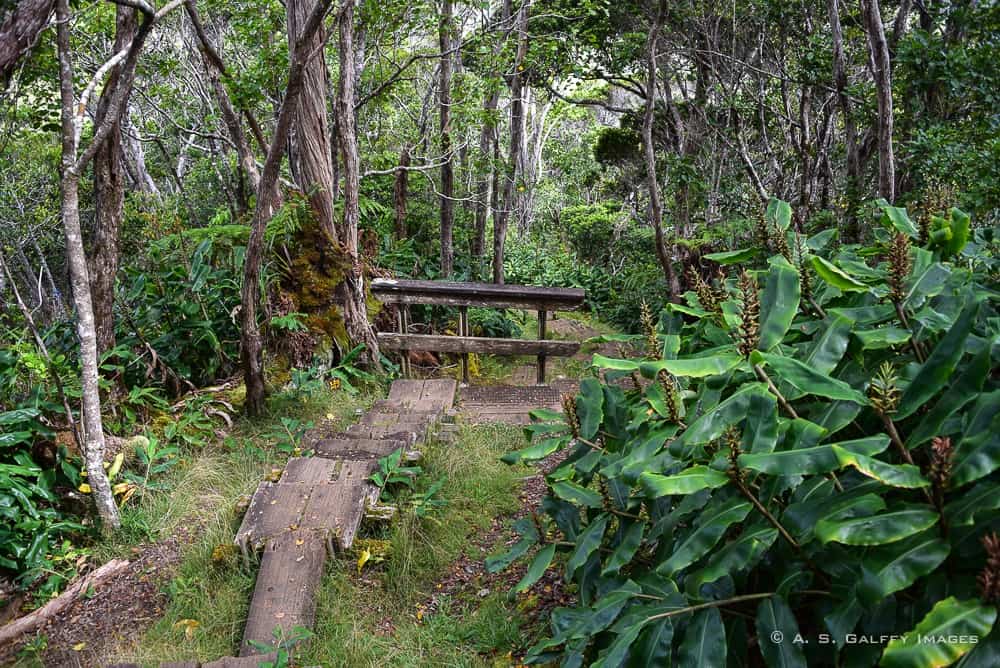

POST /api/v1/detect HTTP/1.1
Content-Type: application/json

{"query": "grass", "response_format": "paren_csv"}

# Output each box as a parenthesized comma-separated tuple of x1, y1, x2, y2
(86, 383, 377, 666)
(298, 422, 532, 667)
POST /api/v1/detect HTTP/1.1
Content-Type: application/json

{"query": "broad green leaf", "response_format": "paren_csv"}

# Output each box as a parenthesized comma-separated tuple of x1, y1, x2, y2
(686, 524, 778, 593)
(828, 304, 895, 326)
(590, 354, 640, 372)
(602, 521, 644, 575)
(945, 481, 1000, 526)
(766, 197, 793, 231)
(806, 228, 837, 250)
(669, 303, 712, 318)
(0, 409, 40, 425)
(704, 247, 755, 264)
(876, 199, 919, 238)
(753, 351, 868, 404)
(810, 256, 869, 292)
(628, 618, 674, 667)
(502, 437, 565, 465)
(802, 315, 852, 375)
(592, 623, 645, 668)
(903, 262, 951, 309)
(832, 446, 929, 488)
(528, 408, 565, 422)
(576, 378, 604, 440)
(672, 384, 769, 452)
(640, 466, 730, 497)
(514, 544, 556, 593)
(756, 596, 807, 668)
(657, 498, 751, 575)
(881, 597, 996, 668)
(861, 531, 950, 599)
(739, 435, 889, 475)
(759, 256, 801, 350)
(853, 327, 912, 350)
(638, 354, 744, 378)
(678, 608, 726, 668)
(907, 346, 991, 448)
(896, 300, 981, 419)
(552, 480, 603, 508)
(950, 399, 1000, 487)
(742, 391, 779, 454)
(566, 514, 610, 575)
(815, 507, 938, 546)
(486, 533, 537, 573)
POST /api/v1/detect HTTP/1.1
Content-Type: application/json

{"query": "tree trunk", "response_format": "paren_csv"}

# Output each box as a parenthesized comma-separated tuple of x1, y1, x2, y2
(394, 146, 410, 240)
(240, 0, 333, 416)
(0, 0, 54, 81)
(861, 0, 896, 202)
(829, 0, 863, 240)
(287, 0, 338, 241)
(438, 0, 455, 277)
(55, 0, 120, 530)
(642, 0, 680, 301)
(493, 0, 529, 284)
(89, 5, 136, 357)
(336, 0, 380, 361)
(472, 90, 498, 279)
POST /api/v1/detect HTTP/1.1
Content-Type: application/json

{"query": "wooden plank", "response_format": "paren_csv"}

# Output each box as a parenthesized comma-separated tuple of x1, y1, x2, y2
(420, 378, 457, 408)
(371, 278, 585, 311)
(299, 481, 367, 550)
(377, 333, 579, 357)
(203, 656, 276, 668)
(313, 435, 414, 460)
(537, 309, 548, 384)
(240, 529, 327, 657)
(281, 457, 340, 484)
(387, 379, 424, 404)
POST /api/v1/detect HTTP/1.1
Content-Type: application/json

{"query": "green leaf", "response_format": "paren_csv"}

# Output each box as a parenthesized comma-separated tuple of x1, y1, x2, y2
(678, 608, 726, 668)
(806, 228, 837, 250)
(743, 391, 779, 454)
(576, 378, 604, 440)
(766, 197, 793, 231)
(602, 521, 644, 575)
(590, 354, 640, 372)
(639, 354, 745, 378)
(639, 466, 730, 497)
(944, 481, 1000, 527)
(861, 531, 950, 599)
(810, 255, 870, 292)
(756, 596, 807, 668)
(815, 507, 938, 546)
(880, 597, 996, 668)
(0, 408, 40, 425)
(552, 480, 604, 508)
(759, 256, 801, 350)
(704, 247, 756, 264)
(501, 437, 565, 465)
(739, 436, 889, 475)
(657, 498, 751, 575)
(486, 533, 537, 573)
(950, 391, 1000, 488)
(802, 316, 853, 375)
(514, 544, 556, 593)
(853, 327, 912, 350)
(753, 352, 868, 404)
(832, 446, 930, 488)
(907, 346, 991, 448)
(628, 618, 674, 667)
(672, 384, 769, 452)
(876, 199, 919, 238)
(566, 514, 610, 575)
(896, 300, 981, 419)
(686, 524, 778, 593)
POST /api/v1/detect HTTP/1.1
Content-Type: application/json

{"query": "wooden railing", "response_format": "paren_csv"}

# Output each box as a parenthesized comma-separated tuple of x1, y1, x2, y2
(371, 279, 586, 384)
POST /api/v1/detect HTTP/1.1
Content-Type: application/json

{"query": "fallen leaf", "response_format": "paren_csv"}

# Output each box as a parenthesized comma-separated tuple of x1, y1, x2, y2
(357, 548, 371, 574)
(173, 618, 200, 640)
(78, 483, 92, 494)
(72, 642, 86, 651)
(296, 538, 305, 546)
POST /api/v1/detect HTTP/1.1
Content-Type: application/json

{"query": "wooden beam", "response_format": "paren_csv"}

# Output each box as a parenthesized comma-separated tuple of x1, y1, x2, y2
(371, 278, 585, 311)
(377, 332, 579, 356)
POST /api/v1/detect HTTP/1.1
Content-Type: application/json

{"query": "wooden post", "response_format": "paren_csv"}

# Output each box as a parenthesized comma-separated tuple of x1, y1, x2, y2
(459, 305, 469, 384)
(398, 305, 410, 377)
(537, 309, 547, 384)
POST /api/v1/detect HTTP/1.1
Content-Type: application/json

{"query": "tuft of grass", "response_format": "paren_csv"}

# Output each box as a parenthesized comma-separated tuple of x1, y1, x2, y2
(298, 423, 533, 667)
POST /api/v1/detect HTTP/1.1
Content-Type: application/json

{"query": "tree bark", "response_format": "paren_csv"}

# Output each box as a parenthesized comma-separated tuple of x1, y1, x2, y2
(393, 145, 410, 240)
(287, 0, 338, 241)
(240, 0, 334, 416)
(438, 0, 455, 277)
(642, 0, 680, 301)
(861, 0, 896, 202)
(0, 0, 54, 82)
(493, 0, 529, 284)
(89, 5, 137, 357)
(829, 0, 863, 239)
(335, 0, 380, 361)
(472, 89, 498, 279)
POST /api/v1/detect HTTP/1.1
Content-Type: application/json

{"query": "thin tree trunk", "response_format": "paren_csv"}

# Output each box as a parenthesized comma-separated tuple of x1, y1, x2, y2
(438, 0, 455, 277)
(861, 0, 896, 202)
(472, 93, 497, 279)
(642, 0, 680, 301)
(287, 0, 337, 241)
(493, 0, 529, 284)
(829, 0, 863, 239)
(0, 0, 54, 80)
(240, 0, 334, 416)
(335, 0, 379, 361)
(393, 146, 410, 240)
(89, 4, 136, 357)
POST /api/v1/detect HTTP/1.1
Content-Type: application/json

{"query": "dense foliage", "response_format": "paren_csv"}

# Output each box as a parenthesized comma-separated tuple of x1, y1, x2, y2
(493, 198, 1000, 666)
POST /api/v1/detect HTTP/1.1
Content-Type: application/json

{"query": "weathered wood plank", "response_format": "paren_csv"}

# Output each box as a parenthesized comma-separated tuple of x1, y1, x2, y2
(313, 435, 414, 460)
(377, 333, 579, 357)
(239, 529, 327, 657)
(387, 379, 425, 404)
(371, 278, 585, 311)
(202, 655, 277, 667)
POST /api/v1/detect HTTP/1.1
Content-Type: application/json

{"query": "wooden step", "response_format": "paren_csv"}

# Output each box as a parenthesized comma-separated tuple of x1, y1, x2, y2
(378, 333, 579, 357)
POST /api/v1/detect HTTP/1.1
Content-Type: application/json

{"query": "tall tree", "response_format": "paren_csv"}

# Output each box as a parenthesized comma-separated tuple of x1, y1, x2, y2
(0, 0, 54, 82)
(438, 0, 455, 276)
(861, 0, 895, 202)
(240, 0, 334, 416)
(89, 4, 137, 356)
(335, 0, 380, 360)
(287, 0, 338, 240)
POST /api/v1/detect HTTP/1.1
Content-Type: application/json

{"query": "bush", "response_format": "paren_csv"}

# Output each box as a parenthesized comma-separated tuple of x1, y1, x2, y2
(492, 199, 1000, 666)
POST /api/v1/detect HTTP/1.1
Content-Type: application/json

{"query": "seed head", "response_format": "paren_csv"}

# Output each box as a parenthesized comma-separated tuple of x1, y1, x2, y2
(640, 301, 659, 359)
(562, 393, 580, 438)
(869, 362, 901, 415)
(888, 232, 912, 304)
(736, 270, 760, 358)
(978, 532, 1000, 604)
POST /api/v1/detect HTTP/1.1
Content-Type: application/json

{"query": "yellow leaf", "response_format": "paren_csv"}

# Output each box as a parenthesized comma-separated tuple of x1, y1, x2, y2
(78, 483, 92, 494)
(72, 642, 86, 651)
(173, 619, 200, 640)
(112, 482, 131, 495)
(357, 548, 371, 574)
(325, 413, 335, 421)
(107, 452, 124, 480)
(295, 539, 304, 546)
